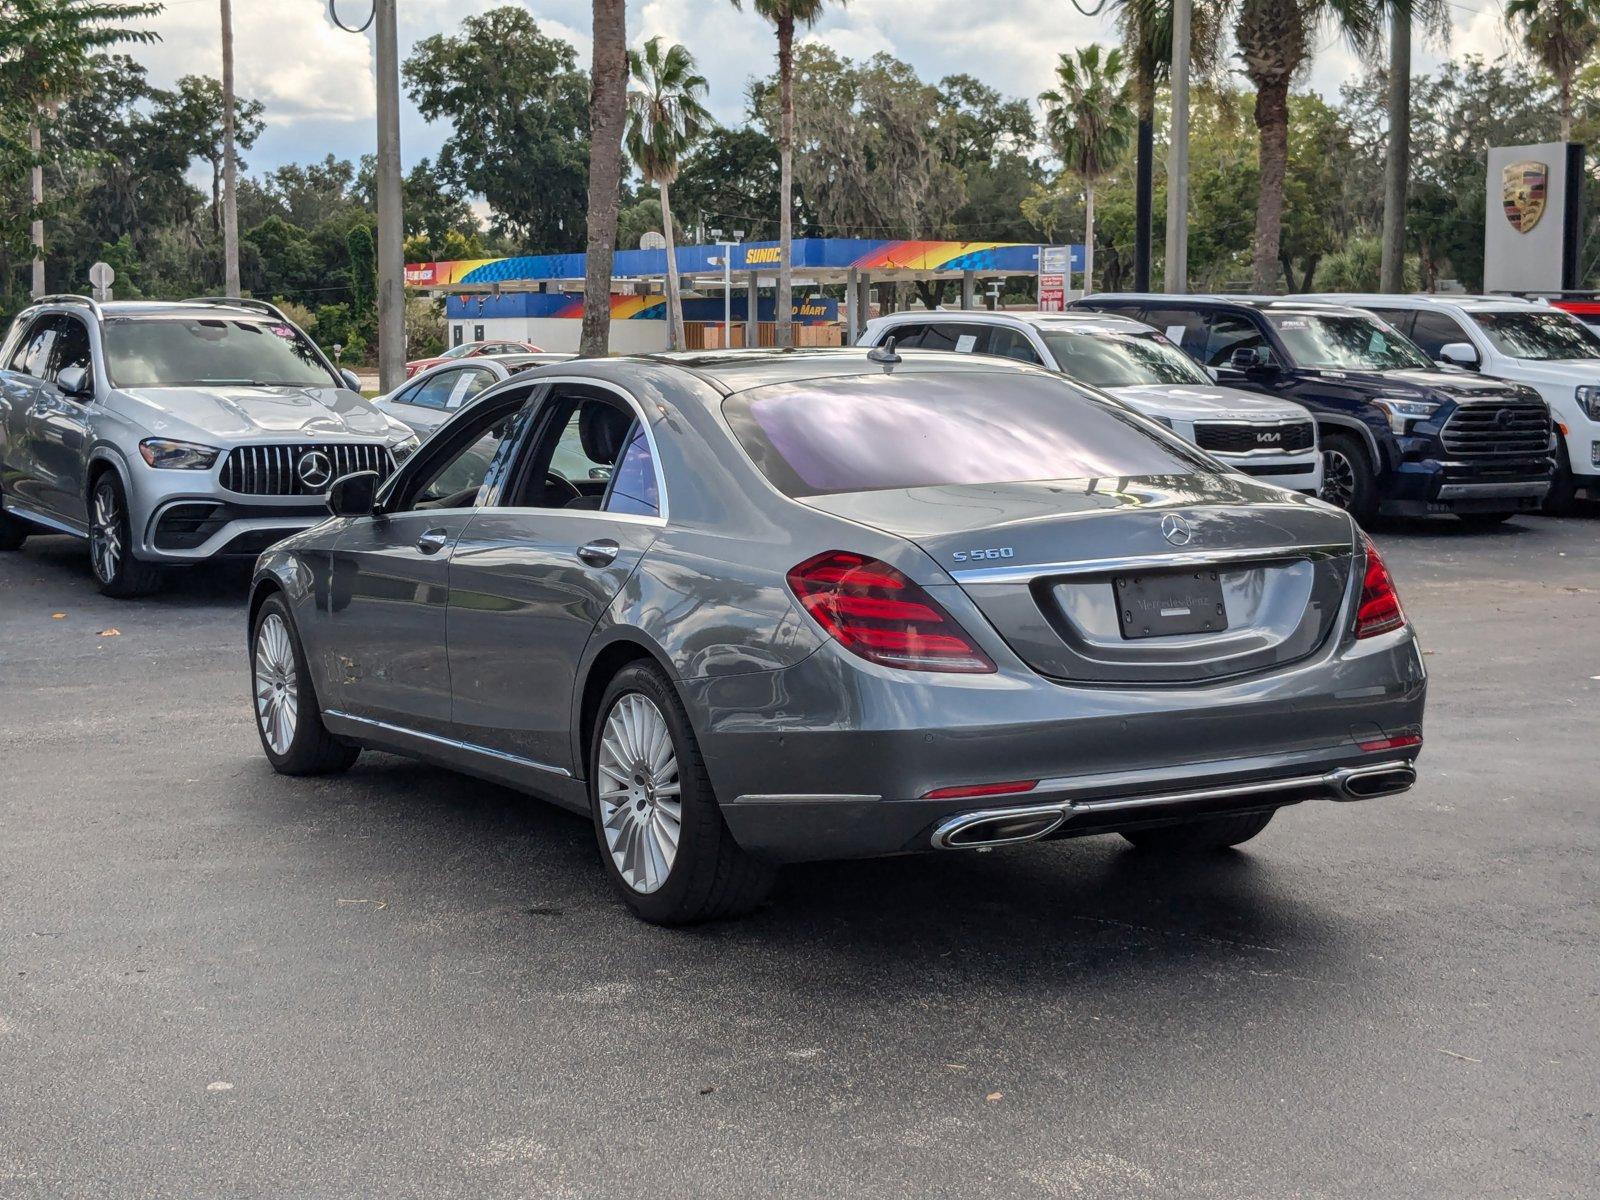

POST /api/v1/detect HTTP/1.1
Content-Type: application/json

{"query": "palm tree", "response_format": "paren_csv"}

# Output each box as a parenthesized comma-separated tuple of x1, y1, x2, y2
(1040, 44, 1133, 295)
(1110, 0, 1227, 290)
(732, 0, 842, 348)
(580, 0, 627, 358)
(0, 0, 161, 297)
(1505, 0, 1600, 140)
(1377, 0, 1449, 292)
(626, 37, 712, 351)
(1231, 0, 1377, 290)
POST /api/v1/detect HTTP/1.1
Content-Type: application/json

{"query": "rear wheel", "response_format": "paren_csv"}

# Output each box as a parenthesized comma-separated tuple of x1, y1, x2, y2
(250, 595, 359, 775)
(1120, 810, 1275, 853)
(1317, 432, 1378, 525)
(89, 473, 163, 597)
(589, 663, 774, 924)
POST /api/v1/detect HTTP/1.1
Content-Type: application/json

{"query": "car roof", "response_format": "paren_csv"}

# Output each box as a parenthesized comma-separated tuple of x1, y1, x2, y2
(1285, 293, 1548, 314)
(15, 298, 284, 324)
(869, 308, 1142, 329)
(1080, 293, 1375, 318)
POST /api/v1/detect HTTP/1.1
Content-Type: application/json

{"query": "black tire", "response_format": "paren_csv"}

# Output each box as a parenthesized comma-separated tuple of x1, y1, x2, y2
(89, 473, 164, 597)
(1318, 432, 1379, 525)
(1120, 810, 1275, 853)
(1542, 441, 1578, 516)
(250, 595, 360, 776)
(588, 662, 775, 925)
(1457, 511, 1514, 527)
(0, 494, 28, 551)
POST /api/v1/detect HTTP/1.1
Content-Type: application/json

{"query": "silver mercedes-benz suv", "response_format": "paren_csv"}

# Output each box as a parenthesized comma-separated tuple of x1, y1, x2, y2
(0, 296, 419, 596)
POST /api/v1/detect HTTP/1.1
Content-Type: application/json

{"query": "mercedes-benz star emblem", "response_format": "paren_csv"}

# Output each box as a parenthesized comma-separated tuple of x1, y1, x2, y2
(1160, 513, 1193, 546)
(296, 450, 333, 491)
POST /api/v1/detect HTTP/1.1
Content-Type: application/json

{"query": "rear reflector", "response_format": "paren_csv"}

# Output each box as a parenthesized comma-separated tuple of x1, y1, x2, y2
(1357, 732, 1423, 753)
(787, 550, 996, 673)
(1355, 535, 1406, 639)
(922, 780, 1039, 801)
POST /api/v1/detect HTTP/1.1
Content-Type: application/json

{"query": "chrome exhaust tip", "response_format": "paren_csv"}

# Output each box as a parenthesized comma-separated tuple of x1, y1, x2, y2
(933, 807, 1067, 849)
(1335, 762, 1417, 800)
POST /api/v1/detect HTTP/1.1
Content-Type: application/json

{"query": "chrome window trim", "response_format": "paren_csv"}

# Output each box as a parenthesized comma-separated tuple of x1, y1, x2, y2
(323, 710, 572, 778)
(949, 541, 1351, 585)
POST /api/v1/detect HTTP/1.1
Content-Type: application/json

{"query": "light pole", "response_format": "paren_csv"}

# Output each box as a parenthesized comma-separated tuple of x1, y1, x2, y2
(1164, 0, 1192, 293)
(709, 228, 744, 349)
(221, 0, 240, 296)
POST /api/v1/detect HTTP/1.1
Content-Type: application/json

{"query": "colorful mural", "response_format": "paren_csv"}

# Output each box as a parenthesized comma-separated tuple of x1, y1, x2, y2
(444, 291, 840, 324)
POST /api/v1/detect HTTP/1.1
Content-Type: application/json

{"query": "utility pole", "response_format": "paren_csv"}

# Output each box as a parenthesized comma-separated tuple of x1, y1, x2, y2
(373, 0, 405, 391)
(1164, 0, 1191, 293)
(220, 0, 241, 296)
(29, 116, 44, 297)
(1379, 0, 1410, 293)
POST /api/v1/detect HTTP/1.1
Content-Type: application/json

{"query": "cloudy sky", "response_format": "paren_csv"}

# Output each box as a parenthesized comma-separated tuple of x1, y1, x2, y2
(138, 0, 1520, 182)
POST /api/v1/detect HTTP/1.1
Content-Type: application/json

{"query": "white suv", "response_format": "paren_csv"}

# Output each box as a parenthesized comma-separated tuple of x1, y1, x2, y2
(859, 310, 1323, 494)
(1290, 294, 1596, 512)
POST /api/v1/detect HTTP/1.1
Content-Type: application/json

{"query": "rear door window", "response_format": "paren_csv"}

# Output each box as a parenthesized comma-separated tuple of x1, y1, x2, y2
(410, 368, 470, 410)
(1134, 307, 1209, 356)
(723, 371, 1206, 498)
(1407, 310, 1472, 358)
(1203, 312, 1274, 367)
(986, 327, 1044, 364)
(921, 323, 992, 354)
(11, 316, 61, 377)
(881, 322, 927, 348)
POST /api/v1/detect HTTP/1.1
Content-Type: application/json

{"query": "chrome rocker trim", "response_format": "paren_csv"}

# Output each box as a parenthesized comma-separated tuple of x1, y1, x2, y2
(322, 709, 572, 777)
(930, 759, 1417, 850)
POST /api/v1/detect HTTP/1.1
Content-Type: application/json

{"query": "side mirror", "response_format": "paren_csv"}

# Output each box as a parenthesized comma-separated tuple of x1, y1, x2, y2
(56, 365, 92, 397)
(1204, 365, 1220, 382)
(339, 368, 363, 391)
(1437, 342, 1479, 370)
(326, 470, 379, 518)
(1228, 346, 1273, 372)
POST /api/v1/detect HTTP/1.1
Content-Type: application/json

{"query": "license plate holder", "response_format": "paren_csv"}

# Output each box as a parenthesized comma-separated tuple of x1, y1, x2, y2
(1113, 570, 1228, 639)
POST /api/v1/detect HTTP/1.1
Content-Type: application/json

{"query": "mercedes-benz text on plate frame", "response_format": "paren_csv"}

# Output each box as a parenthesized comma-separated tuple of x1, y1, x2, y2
(246, 350, 1426, 925)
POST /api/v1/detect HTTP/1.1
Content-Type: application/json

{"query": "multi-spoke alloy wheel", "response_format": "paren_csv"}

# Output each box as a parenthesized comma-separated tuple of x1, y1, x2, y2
(253, 612, 300, 756)
(90, 485, 122, 584)
(1319, 448, 1356, 511)
(596, 692, 682, 894)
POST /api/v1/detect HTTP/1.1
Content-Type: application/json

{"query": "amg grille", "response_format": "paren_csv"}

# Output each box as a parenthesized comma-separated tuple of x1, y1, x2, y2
(1194, 421, 1315, 454)
(219, 443, 393, 496)
(1441, 400, 1551, 457)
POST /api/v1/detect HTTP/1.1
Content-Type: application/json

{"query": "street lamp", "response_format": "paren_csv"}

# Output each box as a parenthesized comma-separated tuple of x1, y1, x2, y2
(709, 228, 745, 349)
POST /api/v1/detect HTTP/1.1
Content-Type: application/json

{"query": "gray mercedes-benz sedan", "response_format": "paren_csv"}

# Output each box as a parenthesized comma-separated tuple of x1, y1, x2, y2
(247, 349, 1427, 924)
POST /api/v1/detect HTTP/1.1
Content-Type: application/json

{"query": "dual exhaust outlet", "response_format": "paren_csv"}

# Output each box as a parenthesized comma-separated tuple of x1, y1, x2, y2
(932, 761, 1418, 850)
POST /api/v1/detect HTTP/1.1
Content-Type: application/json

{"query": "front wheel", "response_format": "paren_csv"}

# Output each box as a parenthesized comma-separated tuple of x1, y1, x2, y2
(589, 663, 774, 924)
(89, 473, 163, 597)
(1542, 442, 1578, 516)
(1121, 810, 1275, 853)
(251, 595, 359, 775)
(1317, 432, 1378, 525)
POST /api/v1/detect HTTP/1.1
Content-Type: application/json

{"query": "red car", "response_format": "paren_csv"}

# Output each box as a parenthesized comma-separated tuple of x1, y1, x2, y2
(404, 339, 544, 379)
(1549, 298, 1600, 334)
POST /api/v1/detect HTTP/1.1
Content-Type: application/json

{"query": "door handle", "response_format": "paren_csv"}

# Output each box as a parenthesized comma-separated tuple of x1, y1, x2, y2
(417, 528, 450, 554)
(577, 538, 620, 566)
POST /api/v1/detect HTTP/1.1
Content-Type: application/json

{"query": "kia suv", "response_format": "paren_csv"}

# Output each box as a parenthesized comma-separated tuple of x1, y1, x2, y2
(860, 310, 1322, 494)
(0, 296, 420, 596)
(1071, 295, 1554, 524)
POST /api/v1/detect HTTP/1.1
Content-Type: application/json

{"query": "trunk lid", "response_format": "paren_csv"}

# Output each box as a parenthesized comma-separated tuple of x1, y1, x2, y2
(803, 475, 1358, 685)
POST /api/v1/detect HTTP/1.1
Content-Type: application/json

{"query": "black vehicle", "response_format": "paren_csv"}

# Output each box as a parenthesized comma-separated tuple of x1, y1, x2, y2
(1069, 295, 1554, 524)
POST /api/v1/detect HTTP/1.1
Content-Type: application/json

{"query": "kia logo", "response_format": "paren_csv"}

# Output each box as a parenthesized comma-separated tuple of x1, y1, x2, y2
(1160, 513, 1193, 546)
(1256, 431, 1283, 443)
(296, 450, 333, 490)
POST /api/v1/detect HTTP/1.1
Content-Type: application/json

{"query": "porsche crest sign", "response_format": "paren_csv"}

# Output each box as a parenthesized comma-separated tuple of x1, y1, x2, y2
(1501, 160, 1548, 233)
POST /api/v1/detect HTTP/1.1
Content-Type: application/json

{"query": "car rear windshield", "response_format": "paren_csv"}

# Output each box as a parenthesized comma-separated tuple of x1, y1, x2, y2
(1266, 312, 1432, 371)
(103, 317, 336, 389)
(722, 371, 1207, 498)
(1474, 311, 1600, 360)
(1038, 328, 1212, 387)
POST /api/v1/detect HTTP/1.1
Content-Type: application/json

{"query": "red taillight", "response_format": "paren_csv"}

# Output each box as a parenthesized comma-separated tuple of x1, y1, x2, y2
(922, 780, 1038, 800)
(787, 550, 996, 673)
(1358, 732, 1422, 753)
(1355, 535, 1406, 639)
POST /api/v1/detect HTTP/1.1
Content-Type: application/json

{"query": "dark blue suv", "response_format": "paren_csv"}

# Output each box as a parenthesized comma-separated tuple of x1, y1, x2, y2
(1070, 295, 1554, 524)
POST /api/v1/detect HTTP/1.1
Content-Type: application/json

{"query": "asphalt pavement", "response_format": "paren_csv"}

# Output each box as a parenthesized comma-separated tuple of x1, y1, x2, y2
(1, 512, 1596, 1198)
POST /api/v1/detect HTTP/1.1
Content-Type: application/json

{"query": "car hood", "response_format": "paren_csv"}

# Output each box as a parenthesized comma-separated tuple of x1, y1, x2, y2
(118, 384, 404, 443)
(1105, 383, 1308, 422)
(1315, 367, 1534, 402)
(1490, 359, 1600, 385)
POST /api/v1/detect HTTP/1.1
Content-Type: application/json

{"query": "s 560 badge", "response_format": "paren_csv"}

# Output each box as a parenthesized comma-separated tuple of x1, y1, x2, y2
(952, 547, 1015, 562)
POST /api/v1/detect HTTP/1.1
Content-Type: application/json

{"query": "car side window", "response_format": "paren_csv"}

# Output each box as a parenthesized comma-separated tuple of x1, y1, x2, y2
(1407, 310, 1470, 358)
(447, 368, 497, 410)
(502, 393, 651, 512)
(1204, 313, 1274, 367)
(404, 411, 518, 510)
(12, 316, 60, 378)
(603, 423, 660, 517)
(883, 322, 927, 348)
(49, 315, 92, 384)
(410, 369, 467, 411)
(1367, 308, 1415, 339)
(1137, 307, 1209, 356)
(986, 327, 1043, 364)
(923, 323, 991, 354)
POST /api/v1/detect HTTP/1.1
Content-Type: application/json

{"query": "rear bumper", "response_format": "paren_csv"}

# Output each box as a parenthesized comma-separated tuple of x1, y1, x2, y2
(687, 625, 1427, 864)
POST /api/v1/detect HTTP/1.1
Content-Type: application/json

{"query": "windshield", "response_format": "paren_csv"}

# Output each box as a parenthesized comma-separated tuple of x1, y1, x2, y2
(723, 372, 1206, 498)
(439, 343, 477, 359)
(1039, 329, 1211, 387)
(1474, 311, 1600, 361)
(104, 318, 336, 389)
(1266, 312, 1432, 371)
